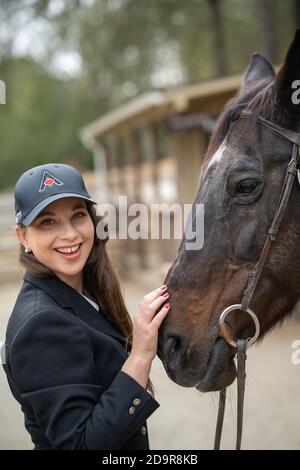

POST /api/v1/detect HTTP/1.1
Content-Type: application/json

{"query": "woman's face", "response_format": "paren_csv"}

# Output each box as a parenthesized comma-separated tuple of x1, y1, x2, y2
(16, 197, 95, 290)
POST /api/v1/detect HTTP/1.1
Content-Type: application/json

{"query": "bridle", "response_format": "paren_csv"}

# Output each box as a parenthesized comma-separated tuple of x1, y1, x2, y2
(214, 111, 300, 450)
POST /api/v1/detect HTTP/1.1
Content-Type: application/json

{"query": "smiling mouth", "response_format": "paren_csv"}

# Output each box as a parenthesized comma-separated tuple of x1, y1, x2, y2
(55, 243, 83, 257)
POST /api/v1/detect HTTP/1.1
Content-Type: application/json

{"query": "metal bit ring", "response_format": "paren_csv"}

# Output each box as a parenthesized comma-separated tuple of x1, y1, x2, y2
(219, 304, 260, 348)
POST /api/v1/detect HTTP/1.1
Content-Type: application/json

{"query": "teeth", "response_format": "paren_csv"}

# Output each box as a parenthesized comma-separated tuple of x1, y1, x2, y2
(57, 244, 80, 254)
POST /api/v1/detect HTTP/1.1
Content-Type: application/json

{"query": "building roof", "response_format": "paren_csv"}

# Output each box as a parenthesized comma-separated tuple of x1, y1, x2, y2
(80, 73, 243, 147)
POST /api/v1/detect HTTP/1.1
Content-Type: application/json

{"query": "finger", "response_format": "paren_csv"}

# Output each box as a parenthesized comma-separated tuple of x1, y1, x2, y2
(145, 293, 169, 320)
(142, 285, 168, 305)
(151, 303, 170, 328)
(138, 294, 168, 324)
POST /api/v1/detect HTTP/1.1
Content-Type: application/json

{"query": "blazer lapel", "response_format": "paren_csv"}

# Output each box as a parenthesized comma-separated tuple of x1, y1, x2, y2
(24, 272, 127, 346)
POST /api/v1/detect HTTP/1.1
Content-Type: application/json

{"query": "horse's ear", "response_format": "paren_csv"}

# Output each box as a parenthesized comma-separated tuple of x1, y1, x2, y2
(243, 53, 275, 85)
(274, 28, 300, 121)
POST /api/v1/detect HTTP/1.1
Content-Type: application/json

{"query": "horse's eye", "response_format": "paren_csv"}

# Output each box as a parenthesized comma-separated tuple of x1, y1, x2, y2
(235, 179, 260, 195)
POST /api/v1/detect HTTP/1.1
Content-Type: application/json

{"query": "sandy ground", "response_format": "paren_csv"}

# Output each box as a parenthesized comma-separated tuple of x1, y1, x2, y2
(0, 279, 299, 450)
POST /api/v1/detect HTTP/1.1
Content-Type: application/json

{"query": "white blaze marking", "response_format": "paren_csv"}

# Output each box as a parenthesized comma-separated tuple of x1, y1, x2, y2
(207, 139, 228, 171)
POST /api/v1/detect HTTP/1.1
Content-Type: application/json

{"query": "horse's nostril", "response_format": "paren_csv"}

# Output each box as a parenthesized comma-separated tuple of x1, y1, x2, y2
(163, 333, 185, 370)
(164, 337, 178, 357)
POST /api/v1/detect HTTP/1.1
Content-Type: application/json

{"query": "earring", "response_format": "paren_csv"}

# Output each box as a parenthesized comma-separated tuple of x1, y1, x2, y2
(25, 247, 31, 253)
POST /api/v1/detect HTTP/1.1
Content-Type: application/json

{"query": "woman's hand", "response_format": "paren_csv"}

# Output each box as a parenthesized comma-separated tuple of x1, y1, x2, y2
(131, 285, 170, 362)
(121, 285, 169, 388)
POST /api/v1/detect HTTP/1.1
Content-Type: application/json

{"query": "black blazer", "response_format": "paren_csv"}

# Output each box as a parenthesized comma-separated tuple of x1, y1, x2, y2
(2, 272, 159, 450)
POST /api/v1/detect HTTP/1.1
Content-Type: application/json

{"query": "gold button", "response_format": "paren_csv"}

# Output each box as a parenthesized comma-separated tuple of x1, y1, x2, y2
(128, 406, 136, 415)
(133, 398, 141, 406)
(141, 426, 147, 435)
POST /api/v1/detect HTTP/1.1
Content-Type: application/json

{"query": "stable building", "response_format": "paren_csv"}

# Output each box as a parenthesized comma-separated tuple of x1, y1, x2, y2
(80, 73, 242, 275)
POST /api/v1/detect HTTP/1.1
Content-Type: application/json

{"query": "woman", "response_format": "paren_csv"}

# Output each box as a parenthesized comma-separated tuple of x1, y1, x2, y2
(3, 163, 170, 450)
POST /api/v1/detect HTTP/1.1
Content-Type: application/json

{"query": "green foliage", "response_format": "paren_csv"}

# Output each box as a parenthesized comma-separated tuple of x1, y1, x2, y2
(0, 58, 93, 190)
(0, 0, 298, 191)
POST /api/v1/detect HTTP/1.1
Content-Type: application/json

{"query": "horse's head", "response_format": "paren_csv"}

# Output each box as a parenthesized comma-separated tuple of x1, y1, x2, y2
(158, 30, 300, 392)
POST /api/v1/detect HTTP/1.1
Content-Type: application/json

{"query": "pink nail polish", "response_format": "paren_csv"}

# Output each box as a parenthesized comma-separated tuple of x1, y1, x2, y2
(165, 303, 170, 309)
(163, 292, 169, 297)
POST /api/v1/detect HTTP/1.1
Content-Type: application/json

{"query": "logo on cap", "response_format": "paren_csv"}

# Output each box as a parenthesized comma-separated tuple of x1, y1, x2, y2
(39, 171, 63, 192)
(16, 211, 22, 224)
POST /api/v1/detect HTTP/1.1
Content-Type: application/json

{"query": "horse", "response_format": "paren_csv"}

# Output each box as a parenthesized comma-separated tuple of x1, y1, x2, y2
(157, 29, 300, 398)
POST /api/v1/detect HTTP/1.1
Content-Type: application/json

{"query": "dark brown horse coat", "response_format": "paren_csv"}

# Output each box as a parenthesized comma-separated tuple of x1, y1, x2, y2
(158, 29, 300, 392)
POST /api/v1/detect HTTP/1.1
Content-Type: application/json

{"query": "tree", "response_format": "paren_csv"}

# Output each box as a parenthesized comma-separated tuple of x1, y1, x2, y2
(207, 0, 228, 76)
(0, 0, 298, 191)
(0, 57, 92, 190)
(258, 0, 278, 63)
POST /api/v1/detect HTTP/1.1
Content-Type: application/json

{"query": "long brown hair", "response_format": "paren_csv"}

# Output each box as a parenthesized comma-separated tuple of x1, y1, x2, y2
(18, 202, 154, 395)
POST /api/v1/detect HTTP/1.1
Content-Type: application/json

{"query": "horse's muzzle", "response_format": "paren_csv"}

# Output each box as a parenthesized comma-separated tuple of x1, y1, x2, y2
(196, 338, 236, 392)
(158, 329, 236, 391)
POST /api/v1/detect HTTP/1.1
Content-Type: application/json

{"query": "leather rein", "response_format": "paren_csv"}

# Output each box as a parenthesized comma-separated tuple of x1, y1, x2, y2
(214, 111, 300, 450)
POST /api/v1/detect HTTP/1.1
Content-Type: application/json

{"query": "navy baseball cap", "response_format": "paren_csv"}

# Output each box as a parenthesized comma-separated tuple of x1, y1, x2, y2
(14, 163, 96, 226)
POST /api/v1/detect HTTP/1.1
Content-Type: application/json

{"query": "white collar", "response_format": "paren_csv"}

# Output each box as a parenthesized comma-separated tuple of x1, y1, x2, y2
(80, 293, 99, 311)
